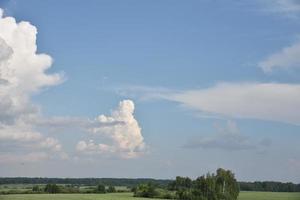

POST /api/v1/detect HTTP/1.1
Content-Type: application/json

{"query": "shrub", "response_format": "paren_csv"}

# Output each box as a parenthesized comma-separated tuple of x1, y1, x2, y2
(134, 183, 158, 198)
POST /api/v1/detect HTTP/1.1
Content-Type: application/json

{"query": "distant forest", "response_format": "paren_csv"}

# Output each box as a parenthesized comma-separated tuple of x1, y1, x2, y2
(0, 178, 170, 187)
(0, 178, 299, 192)
(239, 181, 300, 192)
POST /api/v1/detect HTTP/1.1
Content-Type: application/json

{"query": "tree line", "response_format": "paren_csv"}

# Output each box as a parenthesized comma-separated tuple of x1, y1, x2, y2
(0, 176, 299, 193)
(0, 177, 170, 187)
(1, 183, 119, 195)
(41, 183, 116, 194)
(134, 168, 239, 200)
(239, 181, 300, 192)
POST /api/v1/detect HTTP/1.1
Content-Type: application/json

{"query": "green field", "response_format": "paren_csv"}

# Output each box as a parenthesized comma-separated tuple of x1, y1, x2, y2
(0, 192, 300, 200)
(238, 191, 300, 200)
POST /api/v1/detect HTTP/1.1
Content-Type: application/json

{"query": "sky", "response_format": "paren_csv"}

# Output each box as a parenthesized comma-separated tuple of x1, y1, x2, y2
(0, 0, 300, 183)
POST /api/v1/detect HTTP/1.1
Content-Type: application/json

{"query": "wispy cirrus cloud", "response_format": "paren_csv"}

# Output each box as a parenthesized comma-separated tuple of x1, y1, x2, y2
(120, 82, 300, 125)
(254, 1, 300, 73)
(258, 39, 300, 73)
(258, 0, 300, 18)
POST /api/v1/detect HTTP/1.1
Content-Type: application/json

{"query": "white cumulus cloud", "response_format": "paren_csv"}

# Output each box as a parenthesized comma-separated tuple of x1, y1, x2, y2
(0, 8, 66, 163)
(77, 100, 146, 159)
(39, 137, 62, 152)
(0, 123, 42, 142)
(0, 8, 146, 163)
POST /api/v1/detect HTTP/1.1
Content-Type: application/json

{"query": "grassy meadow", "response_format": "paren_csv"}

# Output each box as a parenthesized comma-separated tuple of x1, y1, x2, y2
(0, 193, 150, 200)
(238, 191, 300, 200)
(1, 192, 300, 200)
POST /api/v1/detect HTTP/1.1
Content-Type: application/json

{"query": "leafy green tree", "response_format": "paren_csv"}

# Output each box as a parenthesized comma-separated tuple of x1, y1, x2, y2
(95, 184, 106, 193)
(32, 185, 41, 192)
(107, 185, 116, 193)
(44, 184, 60, 193)
(169, 169, 239, 200)
(134, 182, 158, 198)
(215, 168, 239, 200)
(170, 176, 192, 191)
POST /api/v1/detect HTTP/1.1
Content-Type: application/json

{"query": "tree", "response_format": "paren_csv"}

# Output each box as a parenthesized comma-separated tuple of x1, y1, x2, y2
(134, 182, 158, 198)
(169, 176, 192, 191)
(215, 168, 239, 200)
(107, 185, 116, 193)
(32, 185, 41, 192)
(44, 184, 60, 193)
(95, 184, 106, 193)
(169, 168, 239, 200)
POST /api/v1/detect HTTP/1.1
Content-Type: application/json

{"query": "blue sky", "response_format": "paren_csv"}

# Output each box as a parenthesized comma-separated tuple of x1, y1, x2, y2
(0, 0, 300, 182)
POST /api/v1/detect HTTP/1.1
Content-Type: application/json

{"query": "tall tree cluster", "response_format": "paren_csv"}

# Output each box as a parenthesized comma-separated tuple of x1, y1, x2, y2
(168, 168, 239, 200)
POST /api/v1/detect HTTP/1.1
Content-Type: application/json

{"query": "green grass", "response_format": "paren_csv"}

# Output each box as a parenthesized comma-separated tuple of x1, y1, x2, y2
(0, 193, 161, 200)
(238, 191, 300, 200)
(0, 185, 130, 194)
(0, 192, 300, 200)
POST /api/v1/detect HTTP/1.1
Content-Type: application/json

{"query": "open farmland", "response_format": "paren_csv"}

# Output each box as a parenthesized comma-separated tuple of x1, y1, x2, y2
(1, 192, 300, 200)
(238, 191, 300, 200)
(0, 193, 154, 200)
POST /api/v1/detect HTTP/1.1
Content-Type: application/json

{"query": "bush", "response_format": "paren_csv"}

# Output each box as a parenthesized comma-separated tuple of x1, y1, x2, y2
(156, 188, 176, 199)
(134, 183, 158, 198)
